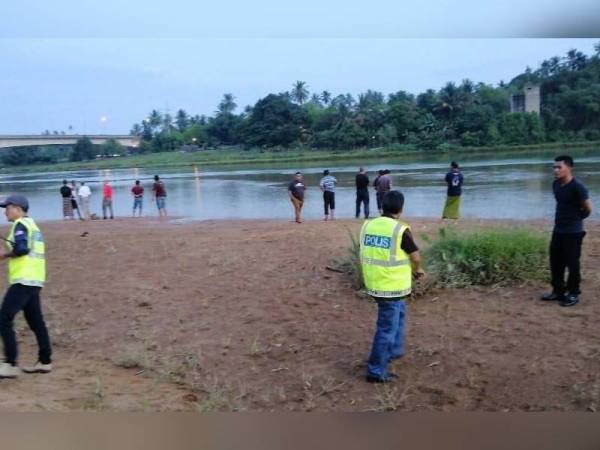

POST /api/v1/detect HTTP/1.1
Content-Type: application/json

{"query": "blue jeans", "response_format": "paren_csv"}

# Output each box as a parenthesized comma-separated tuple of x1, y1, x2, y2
(367, 298, 406, 380)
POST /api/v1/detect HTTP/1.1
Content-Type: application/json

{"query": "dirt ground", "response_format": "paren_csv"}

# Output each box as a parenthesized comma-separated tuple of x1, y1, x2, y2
(0, 216, 598, 412)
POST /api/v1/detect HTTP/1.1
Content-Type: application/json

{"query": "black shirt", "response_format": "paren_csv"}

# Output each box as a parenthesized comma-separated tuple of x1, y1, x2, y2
(288, 180, 306, 200)
(445, 171, 464, 197)
(553, 178, 589, 234)
(355, 173, 369, 191)
(60, 185, 72, 198)
(401, 229, 418, 254)
(10, 222, 29, 257)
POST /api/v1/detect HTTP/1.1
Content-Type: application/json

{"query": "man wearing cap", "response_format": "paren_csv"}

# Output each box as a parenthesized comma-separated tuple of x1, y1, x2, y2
(0, 195, 52, 378)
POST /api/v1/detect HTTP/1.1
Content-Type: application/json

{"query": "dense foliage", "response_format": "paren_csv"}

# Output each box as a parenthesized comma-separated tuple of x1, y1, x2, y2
(424, 228, 548, 287)
(128, 43, 600, 153)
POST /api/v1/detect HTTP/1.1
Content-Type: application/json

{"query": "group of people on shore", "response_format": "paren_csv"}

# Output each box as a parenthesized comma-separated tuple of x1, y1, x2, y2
(288, 162, 465, 223)
(60, 175, 168, 220)
(0, 155, 591, 383)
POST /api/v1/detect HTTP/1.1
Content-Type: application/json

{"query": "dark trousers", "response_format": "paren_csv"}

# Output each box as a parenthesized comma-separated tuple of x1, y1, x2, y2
(356, 190, 370, 218)
(323, 191, 335, 215)
(0, 284, 52, 366)
(550, 232, 585, 295)
(376, 192, 385, 211)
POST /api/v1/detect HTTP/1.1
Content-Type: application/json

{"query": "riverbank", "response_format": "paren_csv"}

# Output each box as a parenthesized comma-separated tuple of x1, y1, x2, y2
(1, 217, 599, 411)
(2, 140, 600, 174)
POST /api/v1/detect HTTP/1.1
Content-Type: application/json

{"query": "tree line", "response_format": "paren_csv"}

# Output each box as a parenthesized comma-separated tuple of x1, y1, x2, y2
(127, 43, 600, 154)
(2, 43, 599, 166)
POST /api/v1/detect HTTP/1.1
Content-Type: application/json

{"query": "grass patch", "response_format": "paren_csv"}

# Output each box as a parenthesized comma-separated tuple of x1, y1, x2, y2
(423, 227, 548, 287)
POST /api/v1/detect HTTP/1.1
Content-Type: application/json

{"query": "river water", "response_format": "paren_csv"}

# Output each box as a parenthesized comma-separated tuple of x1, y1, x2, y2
(0, 151, 598, 222)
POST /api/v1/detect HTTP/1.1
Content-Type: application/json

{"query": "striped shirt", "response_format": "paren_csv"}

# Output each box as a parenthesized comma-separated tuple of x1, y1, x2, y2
(320, 175, 337, 192)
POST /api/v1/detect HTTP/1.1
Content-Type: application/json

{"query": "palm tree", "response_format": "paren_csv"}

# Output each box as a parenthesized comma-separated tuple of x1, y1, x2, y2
(148, 110, 162, 132)
(218, 93, 237, 114)
(130, 123, 142, 136)
(291, 81, 309, 104)
(320, 90, 332, 105)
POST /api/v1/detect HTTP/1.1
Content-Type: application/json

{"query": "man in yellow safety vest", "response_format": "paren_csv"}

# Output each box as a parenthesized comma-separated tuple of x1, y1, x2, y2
(360, 190, 424, 383)
(0, 195, 52, 378)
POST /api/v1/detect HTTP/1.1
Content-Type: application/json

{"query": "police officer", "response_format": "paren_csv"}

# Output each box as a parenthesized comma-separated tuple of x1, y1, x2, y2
(0, 195, 52, 378)
(359, 190, 424, 383)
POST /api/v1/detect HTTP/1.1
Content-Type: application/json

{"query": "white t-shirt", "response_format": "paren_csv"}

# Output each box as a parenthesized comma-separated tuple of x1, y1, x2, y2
(78, 185, 91, 198)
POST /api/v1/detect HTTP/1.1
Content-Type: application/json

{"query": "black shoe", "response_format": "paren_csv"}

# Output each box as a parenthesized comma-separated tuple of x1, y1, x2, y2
(560, 294, 579, 307)
(366, 373, 398, 384)
(540, 292, 564, 302)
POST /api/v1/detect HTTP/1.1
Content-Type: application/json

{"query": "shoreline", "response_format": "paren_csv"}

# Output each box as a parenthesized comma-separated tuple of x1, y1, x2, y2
(2, 140, 599, 174)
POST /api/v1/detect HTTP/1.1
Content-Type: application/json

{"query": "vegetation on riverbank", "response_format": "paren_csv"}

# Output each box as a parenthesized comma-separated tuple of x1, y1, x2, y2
(423, 227, 549, 287)
(342, 226, 549, 293)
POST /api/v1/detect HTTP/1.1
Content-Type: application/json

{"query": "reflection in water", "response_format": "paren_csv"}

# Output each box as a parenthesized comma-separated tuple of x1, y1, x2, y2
(0, 152, 598, 221)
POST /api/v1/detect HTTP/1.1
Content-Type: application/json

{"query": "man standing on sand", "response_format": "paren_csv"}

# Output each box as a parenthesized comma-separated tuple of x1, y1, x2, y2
(78, 182, 91, 220)
(0, 195, 52, 378)
(152, 175, 168, 218)
(541, 155, 592, 307)
(70, 180, 83, 220)
(60, 180, 73, 220)
(375, 170, 392, 215)
(319, 169, 337, 221)
(102, 181, 114, 220)
(131, 180, 144, 217)
(442, 162, 464, 220)
(360, 190, 424, 383)
(288, 172, 306, 224)
(355, 167, 370, 219)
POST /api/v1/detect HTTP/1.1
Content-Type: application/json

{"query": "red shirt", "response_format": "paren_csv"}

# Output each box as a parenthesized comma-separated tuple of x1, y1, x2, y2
(153, 181, 166, 197)
(131, 185, 144, 198)
(103, 184, 113, 199)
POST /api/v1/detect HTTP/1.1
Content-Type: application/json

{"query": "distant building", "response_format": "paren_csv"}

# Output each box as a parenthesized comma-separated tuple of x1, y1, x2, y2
(510, 84, 541, 114)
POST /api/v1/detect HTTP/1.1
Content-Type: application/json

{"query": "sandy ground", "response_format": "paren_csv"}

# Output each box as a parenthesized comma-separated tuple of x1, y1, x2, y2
(0, 216, 598, 412)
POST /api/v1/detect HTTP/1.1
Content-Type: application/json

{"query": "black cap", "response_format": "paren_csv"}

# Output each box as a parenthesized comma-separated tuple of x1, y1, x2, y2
(0, 195, 29, 211)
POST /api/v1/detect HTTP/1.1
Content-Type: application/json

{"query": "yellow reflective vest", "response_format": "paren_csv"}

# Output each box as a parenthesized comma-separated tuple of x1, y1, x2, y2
(359, 216, 412, 298)
(6, 217, 46, 287)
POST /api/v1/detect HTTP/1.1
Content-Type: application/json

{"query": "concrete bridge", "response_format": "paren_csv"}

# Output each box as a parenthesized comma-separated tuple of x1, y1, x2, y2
(0, 135, 140, 149)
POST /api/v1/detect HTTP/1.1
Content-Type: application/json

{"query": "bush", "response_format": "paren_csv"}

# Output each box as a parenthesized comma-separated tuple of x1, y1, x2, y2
(424, 227, 548, 287)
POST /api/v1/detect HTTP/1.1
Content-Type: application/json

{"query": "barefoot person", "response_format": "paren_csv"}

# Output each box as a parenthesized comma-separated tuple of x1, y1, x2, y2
(541, 155, 592, 307)
(319, 169, 337, 221)
(360, 191, 424, 383)
(131, 180, 144, 217)
(152, 175, 168, 218)
(0, 195, 52, 378)
(442, 162, 464, 220)
(288, 172, 306, 224)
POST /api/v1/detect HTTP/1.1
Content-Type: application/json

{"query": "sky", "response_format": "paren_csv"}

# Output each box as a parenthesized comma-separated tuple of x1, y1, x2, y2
(1, 0, 599, 134)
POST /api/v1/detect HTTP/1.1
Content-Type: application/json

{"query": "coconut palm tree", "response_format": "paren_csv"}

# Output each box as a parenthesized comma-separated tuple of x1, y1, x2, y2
(291, 81, 309, 104)
(320, 90, 332, 105)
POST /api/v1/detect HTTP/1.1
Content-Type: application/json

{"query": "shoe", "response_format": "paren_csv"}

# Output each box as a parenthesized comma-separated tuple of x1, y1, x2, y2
(366, 373, 398, 384)
(21, 361, 52, 374)
(560, 294, 579, 307)
(540, 292, 564, 302)
(0, 362, 21, 378)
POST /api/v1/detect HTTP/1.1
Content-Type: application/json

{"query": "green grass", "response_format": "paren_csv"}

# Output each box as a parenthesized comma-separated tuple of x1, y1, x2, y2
(2, 139, 599, 174)
(423, 227, 549, 287)
(342, 226, 548, 294)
